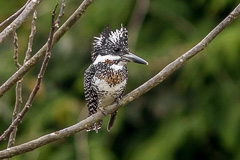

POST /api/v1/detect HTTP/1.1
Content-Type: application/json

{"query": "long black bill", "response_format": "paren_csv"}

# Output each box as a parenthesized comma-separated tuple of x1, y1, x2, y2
(122, 52, 148, 65)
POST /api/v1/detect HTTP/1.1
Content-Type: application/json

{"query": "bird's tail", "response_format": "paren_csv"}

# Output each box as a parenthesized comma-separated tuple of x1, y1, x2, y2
(107, 111, 118, 132)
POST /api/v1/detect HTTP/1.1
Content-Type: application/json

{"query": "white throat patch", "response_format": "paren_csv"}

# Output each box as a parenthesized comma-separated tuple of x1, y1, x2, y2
(93, 55, 127, 71)
(93, 55, 121, 64)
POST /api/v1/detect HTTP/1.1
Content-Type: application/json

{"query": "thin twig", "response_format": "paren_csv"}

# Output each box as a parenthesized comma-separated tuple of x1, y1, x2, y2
(0, 0, 65, 143)
(54, 0, 66, 28)
(0, 0, 31, 29)
(0, 0, 94, 98)
(12, 32, 21, 69)
(6, 32, 23, 150)
(6, 10, 38, 151)
(0, 0, 41, 44)
(24, 10, 37, 63)
(6, 81, 22, 148)
(0, 3, 240, 159)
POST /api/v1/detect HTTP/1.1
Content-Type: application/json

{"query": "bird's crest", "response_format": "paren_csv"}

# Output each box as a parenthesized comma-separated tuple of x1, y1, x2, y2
(91, 25, 129, 62)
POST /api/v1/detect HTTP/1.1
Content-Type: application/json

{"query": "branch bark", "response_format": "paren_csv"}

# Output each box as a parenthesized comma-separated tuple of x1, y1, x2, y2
(24, 10, 37, 63)
(6, 11, 37, 151)
(0, 0, 40, 44)
(0, 0, 65, 143)
(0, 3, 239, 159)
(6, 32, 22, 150)
(0, 0, 31, 29)
(0, 0, 94, 98)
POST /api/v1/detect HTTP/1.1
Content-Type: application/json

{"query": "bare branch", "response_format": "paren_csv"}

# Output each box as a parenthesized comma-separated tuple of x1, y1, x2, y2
(0, 3, 240, 159)
(6, 32, 23, 150)
(0, 1, 64, 143)
(7, 80, 22, 148)
(6, 10, 38, 151)
(12, 32, 21, 69)
(54, 0, 66, 28)
(24, 10, 37, 63)
(0, 0, 94, 98)
(0, 0, 31, 29)
(0, 0, 41, 44)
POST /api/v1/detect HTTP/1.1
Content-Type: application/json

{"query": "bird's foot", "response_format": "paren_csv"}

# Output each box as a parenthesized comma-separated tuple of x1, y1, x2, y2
(86, 120, 103, 133)
(98, 107, 107, 116)
(115, 97, 122, 106)
(93, 123, 99, 133)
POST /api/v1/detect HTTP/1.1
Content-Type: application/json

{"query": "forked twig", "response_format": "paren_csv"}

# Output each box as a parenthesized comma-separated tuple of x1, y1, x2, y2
(0, 0, 94, 98)
(24, 10, 37, 63)
(6, 10, 38, 151)
(0, 0, 41, 44)
(54, 0, 66, 28)
(0, 1, 65, 143)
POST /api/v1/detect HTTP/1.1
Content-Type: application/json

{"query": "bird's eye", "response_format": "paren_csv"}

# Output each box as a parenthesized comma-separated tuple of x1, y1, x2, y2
(114, 48, 120, 52)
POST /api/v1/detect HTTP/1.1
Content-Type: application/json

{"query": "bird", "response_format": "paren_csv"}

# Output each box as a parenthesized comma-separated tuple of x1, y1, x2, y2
(84, 25, 148, 133)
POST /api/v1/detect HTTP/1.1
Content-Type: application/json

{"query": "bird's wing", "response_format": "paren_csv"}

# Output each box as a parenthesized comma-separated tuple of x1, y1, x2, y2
(84, 64, 98, 116)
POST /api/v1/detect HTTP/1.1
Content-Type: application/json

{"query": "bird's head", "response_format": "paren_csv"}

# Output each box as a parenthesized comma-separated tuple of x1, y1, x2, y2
(91, 25, 148, 65)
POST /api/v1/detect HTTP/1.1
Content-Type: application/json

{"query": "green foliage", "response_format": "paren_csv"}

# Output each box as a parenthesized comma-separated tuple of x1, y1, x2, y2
(0, 0, 240, 159)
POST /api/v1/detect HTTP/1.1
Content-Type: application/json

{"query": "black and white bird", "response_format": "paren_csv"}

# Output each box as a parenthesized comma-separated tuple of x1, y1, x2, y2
(84, 25, 148, 133)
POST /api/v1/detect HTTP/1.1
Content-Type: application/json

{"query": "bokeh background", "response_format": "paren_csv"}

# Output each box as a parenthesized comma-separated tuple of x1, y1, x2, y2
(1, 0, 240, 160)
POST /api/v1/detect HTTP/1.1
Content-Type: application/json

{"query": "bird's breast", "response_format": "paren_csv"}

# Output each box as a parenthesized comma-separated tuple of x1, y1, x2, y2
(93, 72, 127, 91)
(96, 69, 126, 87)
(92, 69, 127, 107)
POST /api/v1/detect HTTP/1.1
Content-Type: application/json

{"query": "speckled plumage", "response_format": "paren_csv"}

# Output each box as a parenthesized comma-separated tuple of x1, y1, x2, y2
(84, 25, 148, 132)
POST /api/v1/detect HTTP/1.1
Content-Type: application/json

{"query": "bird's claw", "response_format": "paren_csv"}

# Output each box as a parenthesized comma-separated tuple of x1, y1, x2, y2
(115, 97, 122, 106)
(98, 107, 107, 116)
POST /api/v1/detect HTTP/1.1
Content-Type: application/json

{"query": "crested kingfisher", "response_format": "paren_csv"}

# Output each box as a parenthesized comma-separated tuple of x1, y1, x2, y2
(84, 25, 148, 133)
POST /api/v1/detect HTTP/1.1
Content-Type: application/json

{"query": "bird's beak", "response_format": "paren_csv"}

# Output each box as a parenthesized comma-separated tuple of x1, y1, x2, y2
(122, 52, 148, 65)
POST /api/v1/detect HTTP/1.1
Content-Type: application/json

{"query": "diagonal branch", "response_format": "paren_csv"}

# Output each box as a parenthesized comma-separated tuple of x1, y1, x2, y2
(0, 0, 41, 44)
(0, 1, 65, 143)
(6, 10, 38, 151)
(0, 0, 31, 29)
(0, 0, 94, 98)
(0, 3, 240, 159)
(12, 32, 21, 69)
(54, 0, 66, 28)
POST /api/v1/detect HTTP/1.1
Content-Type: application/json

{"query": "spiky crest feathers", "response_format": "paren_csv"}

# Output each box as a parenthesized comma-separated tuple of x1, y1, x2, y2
(91, 25, 129, 62)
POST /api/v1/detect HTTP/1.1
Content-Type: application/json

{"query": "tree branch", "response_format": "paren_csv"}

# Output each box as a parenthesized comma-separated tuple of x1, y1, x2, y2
(0, 0, 40, 44)
(24, 10, 37, 63)
(6, 10, 38, 151)
(0, 0, 94, 98)
(0, 1, 65, 143)
(6, 32, 22, 150)
(54, 0, 66, 28)
(0, 0, 31, 29)
(0, 3, 239, 159)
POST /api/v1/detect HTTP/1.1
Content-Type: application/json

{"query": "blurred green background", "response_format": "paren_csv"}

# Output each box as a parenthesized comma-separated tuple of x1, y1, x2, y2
(1, 0, 240, 160)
